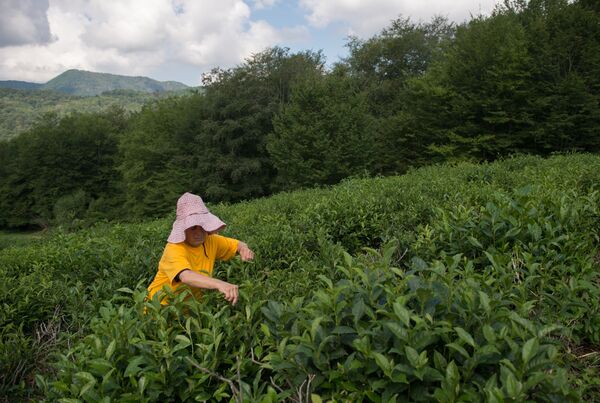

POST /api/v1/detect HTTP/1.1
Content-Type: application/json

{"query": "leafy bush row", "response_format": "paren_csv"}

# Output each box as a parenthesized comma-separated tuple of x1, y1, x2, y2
(2, 154, 600, 400)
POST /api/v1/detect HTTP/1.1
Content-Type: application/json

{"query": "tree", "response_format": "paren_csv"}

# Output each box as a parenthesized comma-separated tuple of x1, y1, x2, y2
(0, 109, 127, 228)
(267, 73, 374, 188)
(342, 17, 456, 171)
(119, 47, 325, 216)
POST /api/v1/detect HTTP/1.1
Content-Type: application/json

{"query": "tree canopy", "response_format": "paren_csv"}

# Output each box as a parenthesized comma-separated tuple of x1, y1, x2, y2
(1, 0, 599, 229)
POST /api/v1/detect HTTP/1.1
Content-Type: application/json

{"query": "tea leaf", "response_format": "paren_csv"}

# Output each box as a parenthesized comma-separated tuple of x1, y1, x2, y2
(521, 337, 539, 364)
(454, 327, 476, 348)
(105, 340, 116, 360)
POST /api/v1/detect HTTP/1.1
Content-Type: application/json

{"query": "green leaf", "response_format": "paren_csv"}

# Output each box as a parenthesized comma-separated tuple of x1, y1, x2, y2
(385, 321, 408, 341)
(478, 291, 491, 312)
(332, 326, 355, 335)
(175, 335, 191, 345)
(116, 287, 134, 294)
(75, 371, 96, 397)
(486, 387, 505, 403)
(310, 316, 324, 341)
(509, 312, 536, 334)
(521, 337, 539, 364)
(88, 358, 112, 375)
(446, 343, 470, 359)
(433, 351, 447, 370)
(124, 356, 145, 377)
(405, 346, 420, 368)
(454, 327, 476, 348)
(311, 394, 323, 403)
(483, 325, 496, 343)
(505, 371, 521, 398)
(446, 360, 459, 384)
(537, 324, 561, 338)
(468, 236, 483, 249)
(261, 323, 271, 338)
(185, 317, 192, 335)
(138, 376, 147, 395)
(317, 274, 333, 289)
(352, 298, 365, 321)
(343, 252, 353, 268)
(393, 301, 411, 327)
(374, 352, 392, 375)
(484, 251, 498, 268)
(105, 340, 116, 360)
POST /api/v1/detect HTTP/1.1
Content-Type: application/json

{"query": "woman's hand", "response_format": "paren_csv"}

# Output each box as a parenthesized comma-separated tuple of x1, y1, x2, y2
(217, 281, 239, 305)
(237, 241, 254, 261)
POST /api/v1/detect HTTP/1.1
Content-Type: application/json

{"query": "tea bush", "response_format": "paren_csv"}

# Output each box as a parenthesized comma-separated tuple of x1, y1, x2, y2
(263, 248, 578, 401)
(2, 153, 600, 400)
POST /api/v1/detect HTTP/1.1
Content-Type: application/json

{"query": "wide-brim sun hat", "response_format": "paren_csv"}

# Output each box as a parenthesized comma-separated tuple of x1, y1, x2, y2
(167, 192, 226, 243)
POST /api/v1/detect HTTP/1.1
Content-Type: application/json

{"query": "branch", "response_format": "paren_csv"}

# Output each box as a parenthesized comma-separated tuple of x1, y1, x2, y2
(185, 357, 240, 400)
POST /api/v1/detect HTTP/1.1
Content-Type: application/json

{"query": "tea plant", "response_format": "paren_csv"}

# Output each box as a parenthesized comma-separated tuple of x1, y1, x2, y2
(1, 154, 600, 400)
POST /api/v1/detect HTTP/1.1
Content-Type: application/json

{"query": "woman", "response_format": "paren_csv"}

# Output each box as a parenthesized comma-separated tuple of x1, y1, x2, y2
(147, 192, 254, 305)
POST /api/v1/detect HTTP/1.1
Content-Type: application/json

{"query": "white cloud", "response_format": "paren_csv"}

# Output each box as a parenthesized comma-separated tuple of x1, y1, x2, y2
(300, 0, 500, 37)
(0, 0, 504, 84)
(80, 0, 172, 52)
(0, 0, 288, 84)
(252, 0, 279, 10)
(0, 0, 53, 47)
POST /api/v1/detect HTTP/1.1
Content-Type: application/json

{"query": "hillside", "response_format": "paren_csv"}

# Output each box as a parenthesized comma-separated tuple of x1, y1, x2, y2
(42, 69, 189, 96)
(0, 80, 43, 90)
(0, 87, 194, 141)
(1, 154, 599, 401)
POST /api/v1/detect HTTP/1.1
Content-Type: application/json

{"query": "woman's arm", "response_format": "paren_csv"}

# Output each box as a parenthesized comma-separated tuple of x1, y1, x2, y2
(179, 269, 239, 305)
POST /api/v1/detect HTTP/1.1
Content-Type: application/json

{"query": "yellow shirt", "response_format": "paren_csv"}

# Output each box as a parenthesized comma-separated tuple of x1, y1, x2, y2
(147, 234, 238, 304)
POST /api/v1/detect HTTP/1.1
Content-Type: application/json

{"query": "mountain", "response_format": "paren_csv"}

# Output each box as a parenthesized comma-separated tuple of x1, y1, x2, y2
(0, 87, 195, 141)
(0, 80, 43, 90)
(41, 69, 189, 96)
(0, 69, 195, 140)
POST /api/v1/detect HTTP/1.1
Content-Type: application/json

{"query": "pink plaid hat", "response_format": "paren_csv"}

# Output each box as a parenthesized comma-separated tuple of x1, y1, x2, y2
(167, 193, 226, 243)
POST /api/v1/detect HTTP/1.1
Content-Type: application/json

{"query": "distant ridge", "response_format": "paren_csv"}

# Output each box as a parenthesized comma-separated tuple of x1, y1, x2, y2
(41, 69, 189, 96)
(0, 80, 43, 90)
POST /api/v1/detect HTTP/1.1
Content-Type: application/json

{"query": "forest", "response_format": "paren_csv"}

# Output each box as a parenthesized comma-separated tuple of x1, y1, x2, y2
(0, 0, 598, 231)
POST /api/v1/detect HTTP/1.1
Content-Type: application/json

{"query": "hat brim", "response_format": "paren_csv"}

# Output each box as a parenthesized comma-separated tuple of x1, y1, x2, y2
(167, 213, 226, 243)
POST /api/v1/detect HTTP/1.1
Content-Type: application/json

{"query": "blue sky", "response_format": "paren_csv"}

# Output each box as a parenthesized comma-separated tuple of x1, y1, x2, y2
(251, 2, 350, 63)
(0, 0, 501, 86)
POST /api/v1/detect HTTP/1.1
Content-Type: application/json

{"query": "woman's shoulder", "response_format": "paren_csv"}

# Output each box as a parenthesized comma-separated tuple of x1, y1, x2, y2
(164, 242, 187, 254)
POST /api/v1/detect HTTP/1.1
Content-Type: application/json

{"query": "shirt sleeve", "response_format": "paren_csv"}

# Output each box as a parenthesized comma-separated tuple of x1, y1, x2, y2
(160, 243, 192, 285)
(212, 235, 239, 261)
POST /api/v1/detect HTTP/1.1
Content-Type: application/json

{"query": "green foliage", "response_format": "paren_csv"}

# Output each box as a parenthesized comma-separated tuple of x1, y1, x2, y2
(1, 154, 599, 400)
(402, 0, 600, 161)
(53, 189, 89, 230)
(0, 109, 127, 228)
(0, 230, 45, 251)
(263, 247, 577, 401)
(0, 87, 183, 141)
(119, 47, 325, 217)
(268, 74, 375, 189)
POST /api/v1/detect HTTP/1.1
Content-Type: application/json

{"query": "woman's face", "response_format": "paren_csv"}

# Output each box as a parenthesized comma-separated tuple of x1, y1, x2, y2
(184, 225, 207, 247)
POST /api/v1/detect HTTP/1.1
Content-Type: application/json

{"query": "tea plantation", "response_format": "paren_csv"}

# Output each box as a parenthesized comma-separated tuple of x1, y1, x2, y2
(1, 154, 599, 401)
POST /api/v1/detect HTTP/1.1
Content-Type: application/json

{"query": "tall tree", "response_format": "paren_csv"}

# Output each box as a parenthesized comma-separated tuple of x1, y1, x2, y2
(343, 17, 456, 171)
(0, 109, 127, 228)
(268, 73, 374, 189)
(119, 47, 325, 216)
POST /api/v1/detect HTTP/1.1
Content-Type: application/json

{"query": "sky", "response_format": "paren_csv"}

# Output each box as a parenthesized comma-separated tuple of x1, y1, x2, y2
(0, 0, 501, 86)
